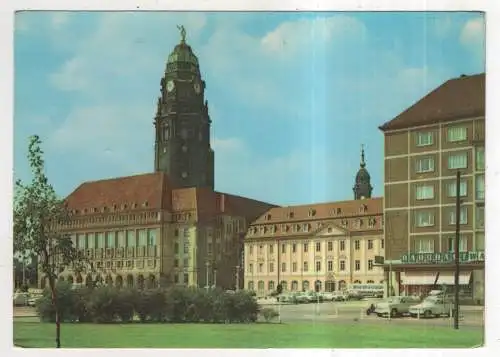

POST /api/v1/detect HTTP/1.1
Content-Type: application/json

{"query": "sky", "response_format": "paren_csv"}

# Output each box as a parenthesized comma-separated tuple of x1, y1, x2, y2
(13, 11, 485, 206)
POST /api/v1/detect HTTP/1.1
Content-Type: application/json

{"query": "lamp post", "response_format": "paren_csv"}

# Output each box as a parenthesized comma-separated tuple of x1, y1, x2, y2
(453, 170, 461, 330)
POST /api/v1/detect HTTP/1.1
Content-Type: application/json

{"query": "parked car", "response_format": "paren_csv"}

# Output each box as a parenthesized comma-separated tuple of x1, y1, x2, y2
(346, 290, 364, 301)
(27, 294, 42, 307)
(13, 292, 29, 306)
(333, 292, 348, 301)
(374, 296, 421, 317)
(304, 291, 324, 303)
(408, 295, 454, 318)
(320, 292, 336, 301)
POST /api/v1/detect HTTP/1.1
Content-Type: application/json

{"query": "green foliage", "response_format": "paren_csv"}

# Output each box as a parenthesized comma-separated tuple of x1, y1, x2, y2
(36, 281, 81, 323)
(260, 307, 279, 323)
(35, 284, 260, 324)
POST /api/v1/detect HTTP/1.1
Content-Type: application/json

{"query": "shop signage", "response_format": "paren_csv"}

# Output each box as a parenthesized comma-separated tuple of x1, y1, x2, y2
(401, 251, 485, 264)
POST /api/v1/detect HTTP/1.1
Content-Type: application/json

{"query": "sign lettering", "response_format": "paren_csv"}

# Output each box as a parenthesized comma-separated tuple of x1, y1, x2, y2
(400, 251, 485, 264)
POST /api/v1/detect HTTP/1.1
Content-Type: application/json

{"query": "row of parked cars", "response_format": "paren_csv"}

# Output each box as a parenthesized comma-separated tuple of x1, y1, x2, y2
(13, 290, 43, 307)
(277, 290, 365, 304)
(367, 290, 457, 318)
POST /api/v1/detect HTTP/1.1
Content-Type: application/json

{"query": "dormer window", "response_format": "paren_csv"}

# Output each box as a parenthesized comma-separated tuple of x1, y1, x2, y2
(93, 208, 98, 213)
(143, 201, 149, 208)
(132, 203, 138, 209)
(113, 204, 117, 211)
(281, 224, 288, 233)
(83, 208, 88, 214)
(303, 223, 309, 232)
(337, 208, 342, 215)
(288, 212, 295, 219)
(359, 204, 368, 213)
(266, 214, 272, 221)
(308, 209, 316, 217)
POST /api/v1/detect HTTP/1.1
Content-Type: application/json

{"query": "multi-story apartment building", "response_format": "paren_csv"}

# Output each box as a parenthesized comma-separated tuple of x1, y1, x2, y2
(379, 73, 485, 302)
(38, 28, 276, 290)
(243, 150, 385, 296)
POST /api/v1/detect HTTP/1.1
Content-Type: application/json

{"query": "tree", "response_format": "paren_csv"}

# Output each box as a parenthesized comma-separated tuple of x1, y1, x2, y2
(13, 135, 89, 348)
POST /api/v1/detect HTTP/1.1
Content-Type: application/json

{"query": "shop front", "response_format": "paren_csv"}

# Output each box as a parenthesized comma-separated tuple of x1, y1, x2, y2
(384, 251, 484, 303)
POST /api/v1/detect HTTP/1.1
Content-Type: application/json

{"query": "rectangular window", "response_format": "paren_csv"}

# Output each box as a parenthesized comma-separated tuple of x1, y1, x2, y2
(183, 241, 189, 254)
(292, 262, 297, 272)
(368, 260, 374, 270)
(327, 241, 333, 251)
(174, 228, 179, 237)
(303, 243, 308, 252)
(416, 132, 433, 146)
(269, 244, 274, 254)
(269, 262, 274, 272)
(258, 263, 263, 273)
(117, 231, 125, 247)
(303, 262, 308, 272)
(174, 242, 179, 254)
(340, 260, 345, 271)
(475, 233, 485, 251)
(449, 206, 468, 225)
(315, 242, 321, 252)
(281, 244, 286, 253)
(106, 232, 115, 248)
(248, 263, 253, 273)
(448, 237, 468, 252)
(367, 240, 373, 250)
(476, 206, 485, 229)
(355, 260, 360, 271)
(259, 245, 263, 254)
(340, 240, 345, 251)
(354, 240, 360, 250)
(174, 274, 179, 283)
(415, 157, 435, 173)
(138, 230, 147, 246)
(249, 245, 253, 255)
(126, 230, 136, 247)
(416, 184, 435, 200)
(183, 228, 190, 238)
(327, 260, 333, 272)
(97, 233, 105, 248)
(447, 126, 467, 142)
(476, 175, 485, 200)
(184, 258, 189, 267)
(184, 273, 189, 284)
(78, 234, 86, 249)
(448, 153, 468, 169)
(381, 239, 384, 249)
(415, 239, 434, 253)
(87, 233, 95, 248)
(281, 262, 286, 272)
(207, 242, 213, 254)
(315, 261, 321, 272)
(292, 243, 296, 253)
(476, 147, 485, 170)
(447, 180, 467, 197)
(415, 211, 435, 227)
(147, 229, 157, 246)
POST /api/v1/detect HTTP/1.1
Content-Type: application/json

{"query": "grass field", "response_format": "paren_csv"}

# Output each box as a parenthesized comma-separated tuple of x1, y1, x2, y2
(13, 319, 483, 348)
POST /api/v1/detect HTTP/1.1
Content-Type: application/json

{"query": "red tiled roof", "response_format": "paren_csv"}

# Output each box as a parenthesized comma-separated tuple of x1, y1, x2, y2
(217, 192, 279, 222)
(379, 73, 485, 131)
(252, 197, 383, 224)
(65, 172, 171, 212)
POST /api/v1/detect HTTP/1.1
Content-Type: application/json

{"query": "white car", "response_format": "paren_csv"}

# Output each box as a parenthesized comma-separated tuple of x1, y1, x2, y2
(374, 296, 421, 317)
(13, 292, 29, 306)
(409, 296, 454, 318)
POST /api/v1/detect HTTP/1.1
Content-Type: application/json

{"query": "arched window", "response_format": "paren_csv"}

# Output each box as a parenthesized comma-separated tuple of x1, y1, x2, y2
(367, 280, 375, 284)
(338, 280, 346, 290)
(291, 280, 298, 291)
(247, 281, 254, 290)
(315, 280, 322, 292)
(258, 280, 265, 291)
(302, 280, 310, 291)
(268, 281, 275, 291)
(354, 279, 361, 284)
(280, 280, 288, 291)
(325, 280, 335, 292)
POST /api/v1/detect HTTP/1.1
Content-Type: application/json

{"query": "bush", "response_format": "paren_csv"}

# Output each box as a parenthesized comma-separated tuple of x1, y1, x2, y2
(35, 284, 261, 324)
(260, 307, 279, 323)
(36, 280, 80, 323)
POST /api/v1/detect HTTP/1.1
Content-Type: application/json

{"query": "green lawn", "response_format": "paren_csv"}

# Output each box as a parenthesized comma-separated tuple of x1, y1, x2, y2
(13, 319, 483, 348)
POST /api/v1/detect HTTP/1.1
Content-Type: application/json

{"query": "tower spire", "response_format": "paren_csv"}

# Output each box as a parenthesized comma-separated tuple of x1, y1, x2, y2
(360, 144, 366, 168)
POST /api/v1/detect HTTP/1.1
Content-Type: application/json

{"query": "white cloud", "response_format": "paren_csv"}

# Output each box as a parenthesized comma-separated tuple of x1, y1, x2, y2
(260, 15, 366, 58)
(50, 12, 70, 30)
(460, 17, 485, 51)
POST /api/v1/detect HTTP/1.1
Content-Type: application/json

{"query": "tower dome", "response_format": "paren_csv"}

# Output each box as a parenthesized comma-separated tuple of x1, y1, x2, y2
(353, 145, 373, 200)
(166, 25, 200, 76)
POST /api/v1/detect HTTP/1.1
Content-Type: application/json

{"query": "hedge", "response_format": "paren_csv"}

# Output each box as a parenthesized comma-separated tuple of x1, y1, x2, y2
(36, 281, 260, 324)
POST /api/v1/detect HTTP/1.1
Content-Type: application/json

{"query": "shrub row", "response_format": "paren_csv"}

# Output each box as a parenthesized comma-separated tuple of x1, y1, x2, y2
(36, 281, 263, 324)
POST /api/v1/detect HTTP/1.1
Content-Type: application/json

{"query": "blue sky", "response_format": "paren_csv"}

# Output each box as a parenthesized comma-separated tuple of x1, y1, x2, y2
(14, 11, 485, 206)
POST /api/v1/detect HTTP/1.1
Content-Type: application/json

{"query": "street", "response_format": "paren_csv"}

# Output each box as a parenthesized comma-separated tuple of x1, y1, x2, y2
(259, 299, 484, 328)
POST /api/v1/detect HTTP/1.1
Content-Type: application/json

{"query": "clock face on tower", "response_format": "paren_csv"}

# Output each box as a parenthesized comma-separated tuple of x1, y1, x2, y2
(194, 82, 201, 94)
(166, 80, 175, 92)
